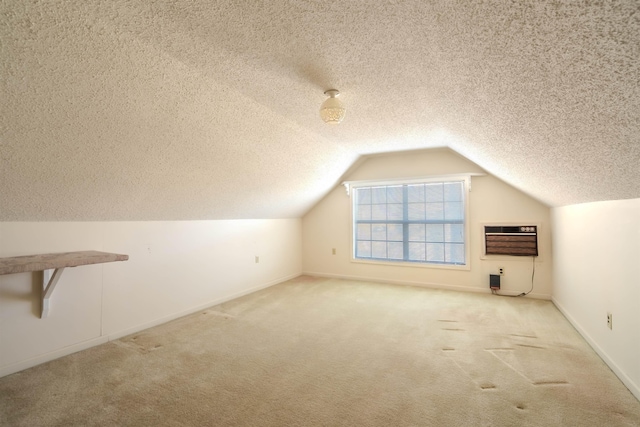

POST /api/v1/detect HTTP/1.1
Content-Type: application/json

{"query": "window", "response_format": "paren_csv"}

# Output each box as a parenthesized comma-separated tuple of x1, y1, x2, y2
(351, 178, 468, 266)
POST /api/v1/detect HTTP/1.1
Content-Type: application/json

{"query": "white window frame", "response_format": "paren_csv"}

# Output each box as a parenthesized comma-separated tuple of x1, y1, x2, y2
(345, 175, 472, 271)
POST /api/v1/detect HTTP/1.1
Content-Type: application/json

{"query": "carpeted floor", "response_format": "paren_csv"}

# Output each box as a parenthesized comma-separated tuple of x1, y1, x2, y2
(1, 276, 639, 426)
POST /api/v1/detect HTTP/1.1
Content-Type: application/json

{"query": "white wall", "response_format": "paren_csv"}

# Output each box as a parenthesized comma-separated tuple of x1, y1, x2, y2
(552, 199, 640, 400)
(0, 219, 302, 377)
(302, 149, 552, 298)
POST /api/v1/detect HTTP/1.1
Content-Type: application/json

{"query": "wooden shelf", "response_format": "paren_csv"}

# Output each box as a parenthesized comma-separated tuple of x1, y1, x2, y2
(0, 251, 129, 318)
(0, 251, 128, 275)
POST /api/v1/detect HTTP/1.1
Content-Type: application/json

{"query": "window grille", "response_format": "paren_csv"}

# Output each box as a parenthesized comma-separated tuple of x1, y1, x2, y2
(353, 180, 466, 265)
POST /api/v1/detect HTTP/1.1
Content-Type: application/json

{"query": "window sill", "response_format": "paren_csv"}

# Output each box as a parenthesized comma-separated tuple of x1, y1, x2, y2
(350, 258, 471, 271)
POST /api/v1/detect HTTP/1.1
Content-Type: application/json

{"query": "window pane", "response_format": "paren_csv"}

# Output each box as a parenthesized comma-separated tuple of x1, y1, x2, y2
(387, 224, 403, 241)
(372, 187, 386, 204)
(426, 224, 444, 242)
(444, 202, 463, 220)
(444, 182, 463, 201)
(426, 202, 444, 220)
(409, 242, 426, 261)
(356, 188, 371, 205)
(357, 241, 371, 257)
(372, 204, 387, 220)
(387, 203, 403, 220)
(407, 184, 425, 202)
(387, 186, 403, 203)
(444, 224, 464, 243)
(408, 224, 425, 241)
(445, 243, 465, 264)
(388, 242, 403, 259)
(357, 205, 371, 220)
(357, 224, 371, 240)
(408, 203, 425, 220)
(372, 224, 386, 240)
(372, 241, 387, 258)
(425, 184, 443, 202)
(426, 243, 445, 262)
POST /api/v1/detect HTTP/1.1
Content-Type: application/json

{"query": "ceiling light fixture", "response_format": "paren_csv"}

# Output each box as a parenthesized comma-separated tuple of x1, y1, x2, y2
(320, 89, 346, 125)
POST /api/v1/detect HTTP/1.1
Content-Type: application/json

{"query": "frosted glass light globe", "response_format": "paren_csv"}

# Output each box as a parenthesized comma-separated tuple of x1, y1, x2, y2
(320, 89, 345, 124)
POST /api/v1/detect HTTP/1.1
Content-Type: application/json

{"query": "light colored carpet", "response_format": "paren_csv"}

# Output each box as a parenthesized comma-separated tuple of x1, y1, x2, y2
(1, 276, 639, 426)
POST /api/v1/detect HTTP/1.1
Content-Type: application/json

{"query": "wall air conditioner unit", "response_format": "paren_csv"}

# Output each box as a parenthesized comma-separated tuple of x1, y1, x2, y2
(484, 225, 538, 257)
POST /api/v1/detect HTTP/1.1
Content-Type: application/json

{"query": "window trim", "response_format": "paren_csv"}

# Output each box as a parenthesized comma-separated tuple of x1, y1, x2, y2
(347, 174, 472, 271)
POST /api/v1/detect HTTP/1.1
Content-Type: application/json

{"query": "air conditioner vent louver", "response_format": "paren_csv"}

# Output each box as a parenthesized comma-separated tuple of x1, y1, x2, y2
(484, 225, 538, 257)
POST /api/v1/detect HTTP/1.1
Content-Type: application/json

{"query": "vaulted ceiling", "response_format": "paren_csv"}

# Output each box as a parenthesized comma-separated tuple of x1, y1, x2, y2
(1, 0, 638, 220)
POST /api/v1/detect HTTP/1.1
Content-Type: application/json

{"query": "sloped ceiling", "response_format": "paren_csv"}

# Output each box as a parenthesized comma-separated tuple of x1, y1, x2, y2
(1, 0, 639, 220)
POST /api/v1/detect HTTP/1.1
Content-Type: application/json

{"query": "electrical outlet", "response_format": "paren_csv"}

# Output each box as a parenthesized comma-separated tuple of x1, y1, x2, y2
(607, 313, 612, 330)
(499, 267, 504, 275)
(332, 248, 336, 255)
(255, 256, 259, 264)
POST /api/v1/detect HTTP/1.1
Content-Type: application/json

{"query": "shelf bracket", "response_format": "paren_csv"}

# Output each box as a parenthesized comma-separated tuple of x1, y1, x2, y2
(342, 182, 350, 196)
(0, 251, 128, 319)
(42, 268, 65, 318)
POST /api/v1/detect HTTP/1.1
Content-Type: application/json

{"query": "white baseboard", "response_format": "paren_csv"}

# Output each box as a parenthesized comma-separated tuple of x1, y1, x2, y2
(0, 272, 300, 378)
(0, 336, 109, 378)
(552, 297, 640, 401)
(302, 271, 551, 300)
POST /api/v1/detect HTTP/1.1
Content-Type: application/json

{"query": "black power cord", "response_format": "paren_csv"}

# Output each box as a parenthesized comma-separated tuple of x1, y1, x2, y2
(492, 256, 535, 297)
(521, 255, 536, 296)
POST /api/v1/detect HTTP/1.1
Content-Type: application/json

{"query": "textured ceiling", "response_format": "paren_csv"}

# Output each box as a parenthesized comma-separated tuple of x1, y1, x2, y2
(1, 0, 639, 220)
